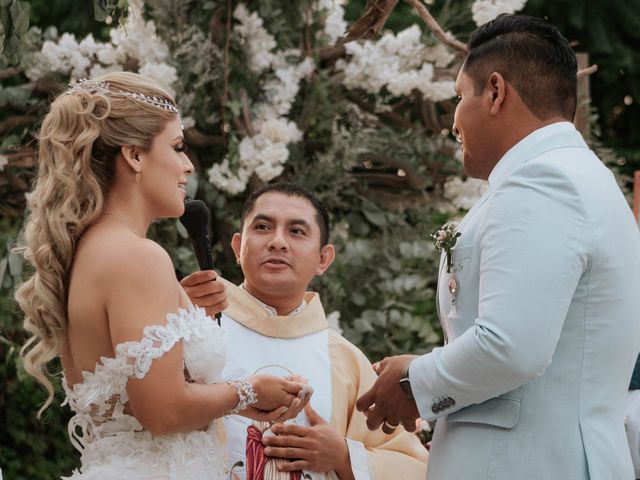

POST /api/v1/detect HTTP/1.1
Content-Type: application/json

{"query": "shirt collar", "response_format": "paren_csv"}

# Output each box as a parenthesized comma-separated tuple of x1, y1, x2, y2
(488, 121, 576, 190)
(240, 283, 307, 317)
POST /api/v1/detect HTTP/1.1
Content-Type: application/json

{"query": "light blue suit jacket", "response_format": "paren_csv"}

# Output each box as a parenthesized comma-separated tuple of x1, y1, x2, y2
(410, 122, 640, 479)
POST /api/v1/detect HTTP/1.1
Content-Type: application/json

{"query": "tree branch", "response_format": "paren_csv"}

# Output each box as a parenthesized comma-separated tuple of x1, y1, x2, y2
(0, 115, 37, 135)
(0, 67, 21, 81)
(184, 128, 225, 148)
(221, 0, 232, 141)
(319, 43, 347, 62)
(343, 0, 400, 42)
(347, 93, 413, 130)
(577, 64, 598, 78)
(404, 0, 467, 54)
(239, 88, 255, 137)
(2, 150, 36, 168)
(359, 152, 428, 190)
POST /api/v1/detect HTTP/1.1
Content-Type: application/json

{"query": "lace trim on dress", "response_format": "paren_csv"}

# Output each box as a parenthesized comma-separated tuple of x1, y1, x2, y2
(61, 307, 220, 452)
(116, 307, 213, 379)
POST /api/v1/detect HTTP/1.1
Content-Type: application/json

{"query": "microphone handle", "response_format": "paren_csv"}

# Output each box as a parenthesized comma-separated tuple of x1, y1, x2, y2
(191, 236, 215, 270)
(190, 236, 221, 323)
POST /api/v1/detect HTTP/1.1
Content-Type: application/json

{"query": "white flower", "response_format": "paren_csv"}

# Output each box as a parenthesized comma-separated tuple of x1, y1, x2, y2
(218, 4, 311, 193)
(337, 24, 456, 100)
(254, 159, 285, 182)
(58, 32, 79, 52)
(417, 78, 456, 102)
(316, 0, 347, 45)
(78, 34, 98, 56)
(181, 116, 196, 130)
(258, 117, 303, 144)
(443, 176, 489, 210)
(233, 4, 277, 74)
(89, 63, 123, 78)
(424, 42, 456, 68)
(95, 46, 118, 65)
(26, 0, 175, 91)
(471, 0, 527, 26)
(138, 62, 178, 97)
(24, 190, 36, 209)
(326, 310, 343, 334)
(0, 155, 7, 172)
(208, 159, 250, 195)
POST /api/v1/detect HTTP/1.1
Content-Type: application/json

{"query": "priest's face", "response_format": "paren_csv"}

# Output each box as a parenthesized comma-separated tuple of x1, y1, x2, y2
(232, 192, 335, 308)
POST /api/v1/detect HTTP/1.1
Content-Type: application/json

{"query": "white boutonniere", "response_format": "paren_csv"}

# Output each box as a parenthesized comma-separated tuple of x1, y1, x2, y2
(431, 221, 461, 273)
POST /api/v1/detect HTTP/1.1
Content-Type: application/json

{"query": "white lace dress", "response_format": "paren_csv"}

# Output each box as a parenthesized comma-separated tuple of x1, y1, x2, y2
(61, 307, 228, 479)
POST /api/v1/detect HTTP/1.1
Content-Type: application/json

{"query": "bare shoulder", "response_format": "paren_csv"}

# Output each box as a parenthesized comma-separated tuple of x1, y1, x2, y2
(114, 237, 173, 272)
(75, 228, 176, 296)
(99, 236, 181, 342)
(106, 237, 176, 290)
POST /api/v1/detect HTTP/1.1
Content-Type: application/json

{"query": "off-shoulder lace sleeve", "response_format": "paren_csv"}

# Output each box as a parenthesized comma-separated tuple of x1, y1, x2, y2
(115, 307, 217, 379)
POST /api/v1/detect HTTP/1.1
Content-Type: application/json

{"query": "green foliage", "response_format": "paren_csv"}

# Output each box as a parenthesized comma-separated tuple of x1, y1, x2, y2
(93, 0, 129, 24)
(0, 0, 30, 65)
(0, 352, 79, 479)
(0, 218, 79, 478)
(523, 0, 640, 171)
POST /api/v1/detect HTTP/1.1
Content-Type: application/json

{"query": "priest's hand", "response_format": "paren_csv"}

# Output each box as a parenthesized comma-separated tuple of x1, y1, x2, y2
(263, 405, 355, 480)
(180, 270, 228, 317)
(356, 354, 420, 433)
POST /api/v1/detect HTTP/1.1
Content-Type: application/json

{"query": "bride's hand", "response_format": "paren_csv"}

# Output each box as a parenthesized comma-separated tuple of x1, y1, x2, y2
(239, 375, 313, 421)
(240, 385, 312, 423)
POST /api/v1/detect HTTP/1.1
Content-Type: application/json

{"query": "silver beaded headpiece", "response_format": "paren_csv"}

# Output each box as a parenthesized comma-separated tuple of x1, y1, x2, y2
(65, 78, 179, 114)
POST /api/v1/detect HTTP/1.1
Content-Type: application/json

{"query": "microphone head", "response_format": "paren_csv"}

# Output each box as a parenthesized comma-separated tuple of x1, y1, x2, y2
(179, 200, 211, 239)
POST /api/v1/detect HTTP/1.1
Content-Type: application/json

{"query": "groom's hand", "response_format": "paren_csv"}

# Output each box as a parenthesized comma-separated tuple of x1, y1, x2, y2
(356, 354, 420, 433)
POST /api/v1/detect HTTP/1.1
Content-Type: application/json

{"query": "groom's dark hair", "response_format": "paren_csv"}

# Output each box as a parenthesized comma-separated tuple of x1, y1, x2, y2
(463, 14, 577, 121)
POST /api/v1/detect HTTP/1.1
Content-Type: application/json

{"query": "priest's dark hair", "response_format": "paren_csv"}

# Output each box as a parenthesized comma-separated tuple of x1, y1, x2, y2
(240, 182, 330, 247)
(463, 13, 577, 121)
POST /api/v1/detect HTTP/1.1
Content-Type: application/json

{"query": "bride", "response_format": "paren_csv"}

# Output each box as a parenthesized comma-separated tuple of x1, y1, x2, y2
(15, 72, 310, 479)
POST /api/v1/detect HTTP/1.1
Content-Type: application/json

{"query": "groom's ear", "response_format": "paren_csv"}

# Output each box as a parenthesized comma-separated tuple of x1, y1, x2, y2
(487, 72, 507, 116)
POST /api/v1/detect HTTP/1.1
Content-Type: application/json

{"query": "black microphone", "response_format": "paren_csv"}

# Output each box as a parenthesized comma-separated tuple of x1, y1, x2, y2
(179, 200, 221, 323)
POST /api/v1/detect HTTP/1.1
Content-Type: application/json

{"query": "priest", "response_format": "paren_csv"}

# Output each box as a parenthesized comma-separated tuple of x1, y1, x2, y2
(181, 182, 428, 480)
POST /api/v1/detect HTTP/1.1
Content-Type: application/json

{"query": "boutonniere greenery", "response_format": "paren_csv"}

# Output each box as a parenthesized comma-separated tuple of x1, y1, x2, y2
(431, 222, 461, 273)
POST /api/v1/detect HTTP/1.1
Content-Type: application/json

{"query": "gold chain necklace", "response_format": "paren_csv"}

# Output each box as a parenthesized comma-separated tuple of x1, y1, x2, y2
(101, 212, 143, 237)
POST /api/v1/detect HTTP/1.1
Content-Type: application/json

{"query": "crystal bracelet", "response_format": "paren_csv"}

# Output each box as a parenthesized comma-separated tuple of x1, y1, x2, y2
(227, 379, 258, 414)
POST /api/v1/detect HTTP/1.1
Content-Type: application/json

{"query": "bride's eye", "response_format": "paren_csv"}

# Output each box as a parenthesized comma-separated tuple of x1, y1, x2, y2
(174, 143, 187, 153)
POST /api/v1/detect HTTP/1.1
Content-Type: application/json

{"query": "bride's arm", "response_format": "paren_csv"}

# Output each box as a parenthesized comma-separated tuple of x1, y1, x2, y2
(105, 239, 301, 435)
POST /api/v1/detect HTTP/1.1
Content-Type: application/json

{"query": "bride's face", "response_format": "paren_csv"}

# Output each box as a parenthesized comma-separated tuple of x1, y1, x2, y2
(138, 117, 193, 218)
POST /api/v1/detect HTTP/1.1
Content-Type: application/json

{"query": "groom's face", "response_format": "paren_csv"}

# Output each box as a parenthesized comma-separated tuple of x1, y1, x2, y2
(452, 69, 495, 180)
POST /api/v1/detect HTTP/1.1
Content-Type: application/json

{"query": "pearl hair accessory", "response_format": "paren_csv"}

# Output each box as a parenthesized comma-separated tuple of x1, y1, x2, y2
(65, 78, 179, 114)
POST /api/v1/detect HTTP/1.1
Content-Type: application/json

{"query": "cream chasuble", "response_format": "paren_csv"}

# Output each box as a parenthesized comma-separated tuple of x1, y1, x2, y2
(219, 279, 428, 480)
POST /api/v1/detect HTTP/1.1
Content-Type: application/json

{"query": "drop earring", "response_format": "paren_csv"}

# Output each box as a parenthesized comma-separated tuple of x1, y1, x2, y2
(135, 172, 142, 183)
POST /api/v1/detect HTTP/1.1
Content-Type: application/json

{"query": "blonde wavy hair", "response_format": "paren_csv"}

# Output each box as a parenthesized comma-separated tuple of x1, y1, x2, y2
(15, 72, 178, 415)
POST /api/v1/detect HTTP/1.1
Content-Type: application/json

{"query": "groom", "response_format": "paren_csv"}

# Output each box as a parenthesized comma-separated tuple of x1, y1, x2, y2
(357, 14, 640, 479)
